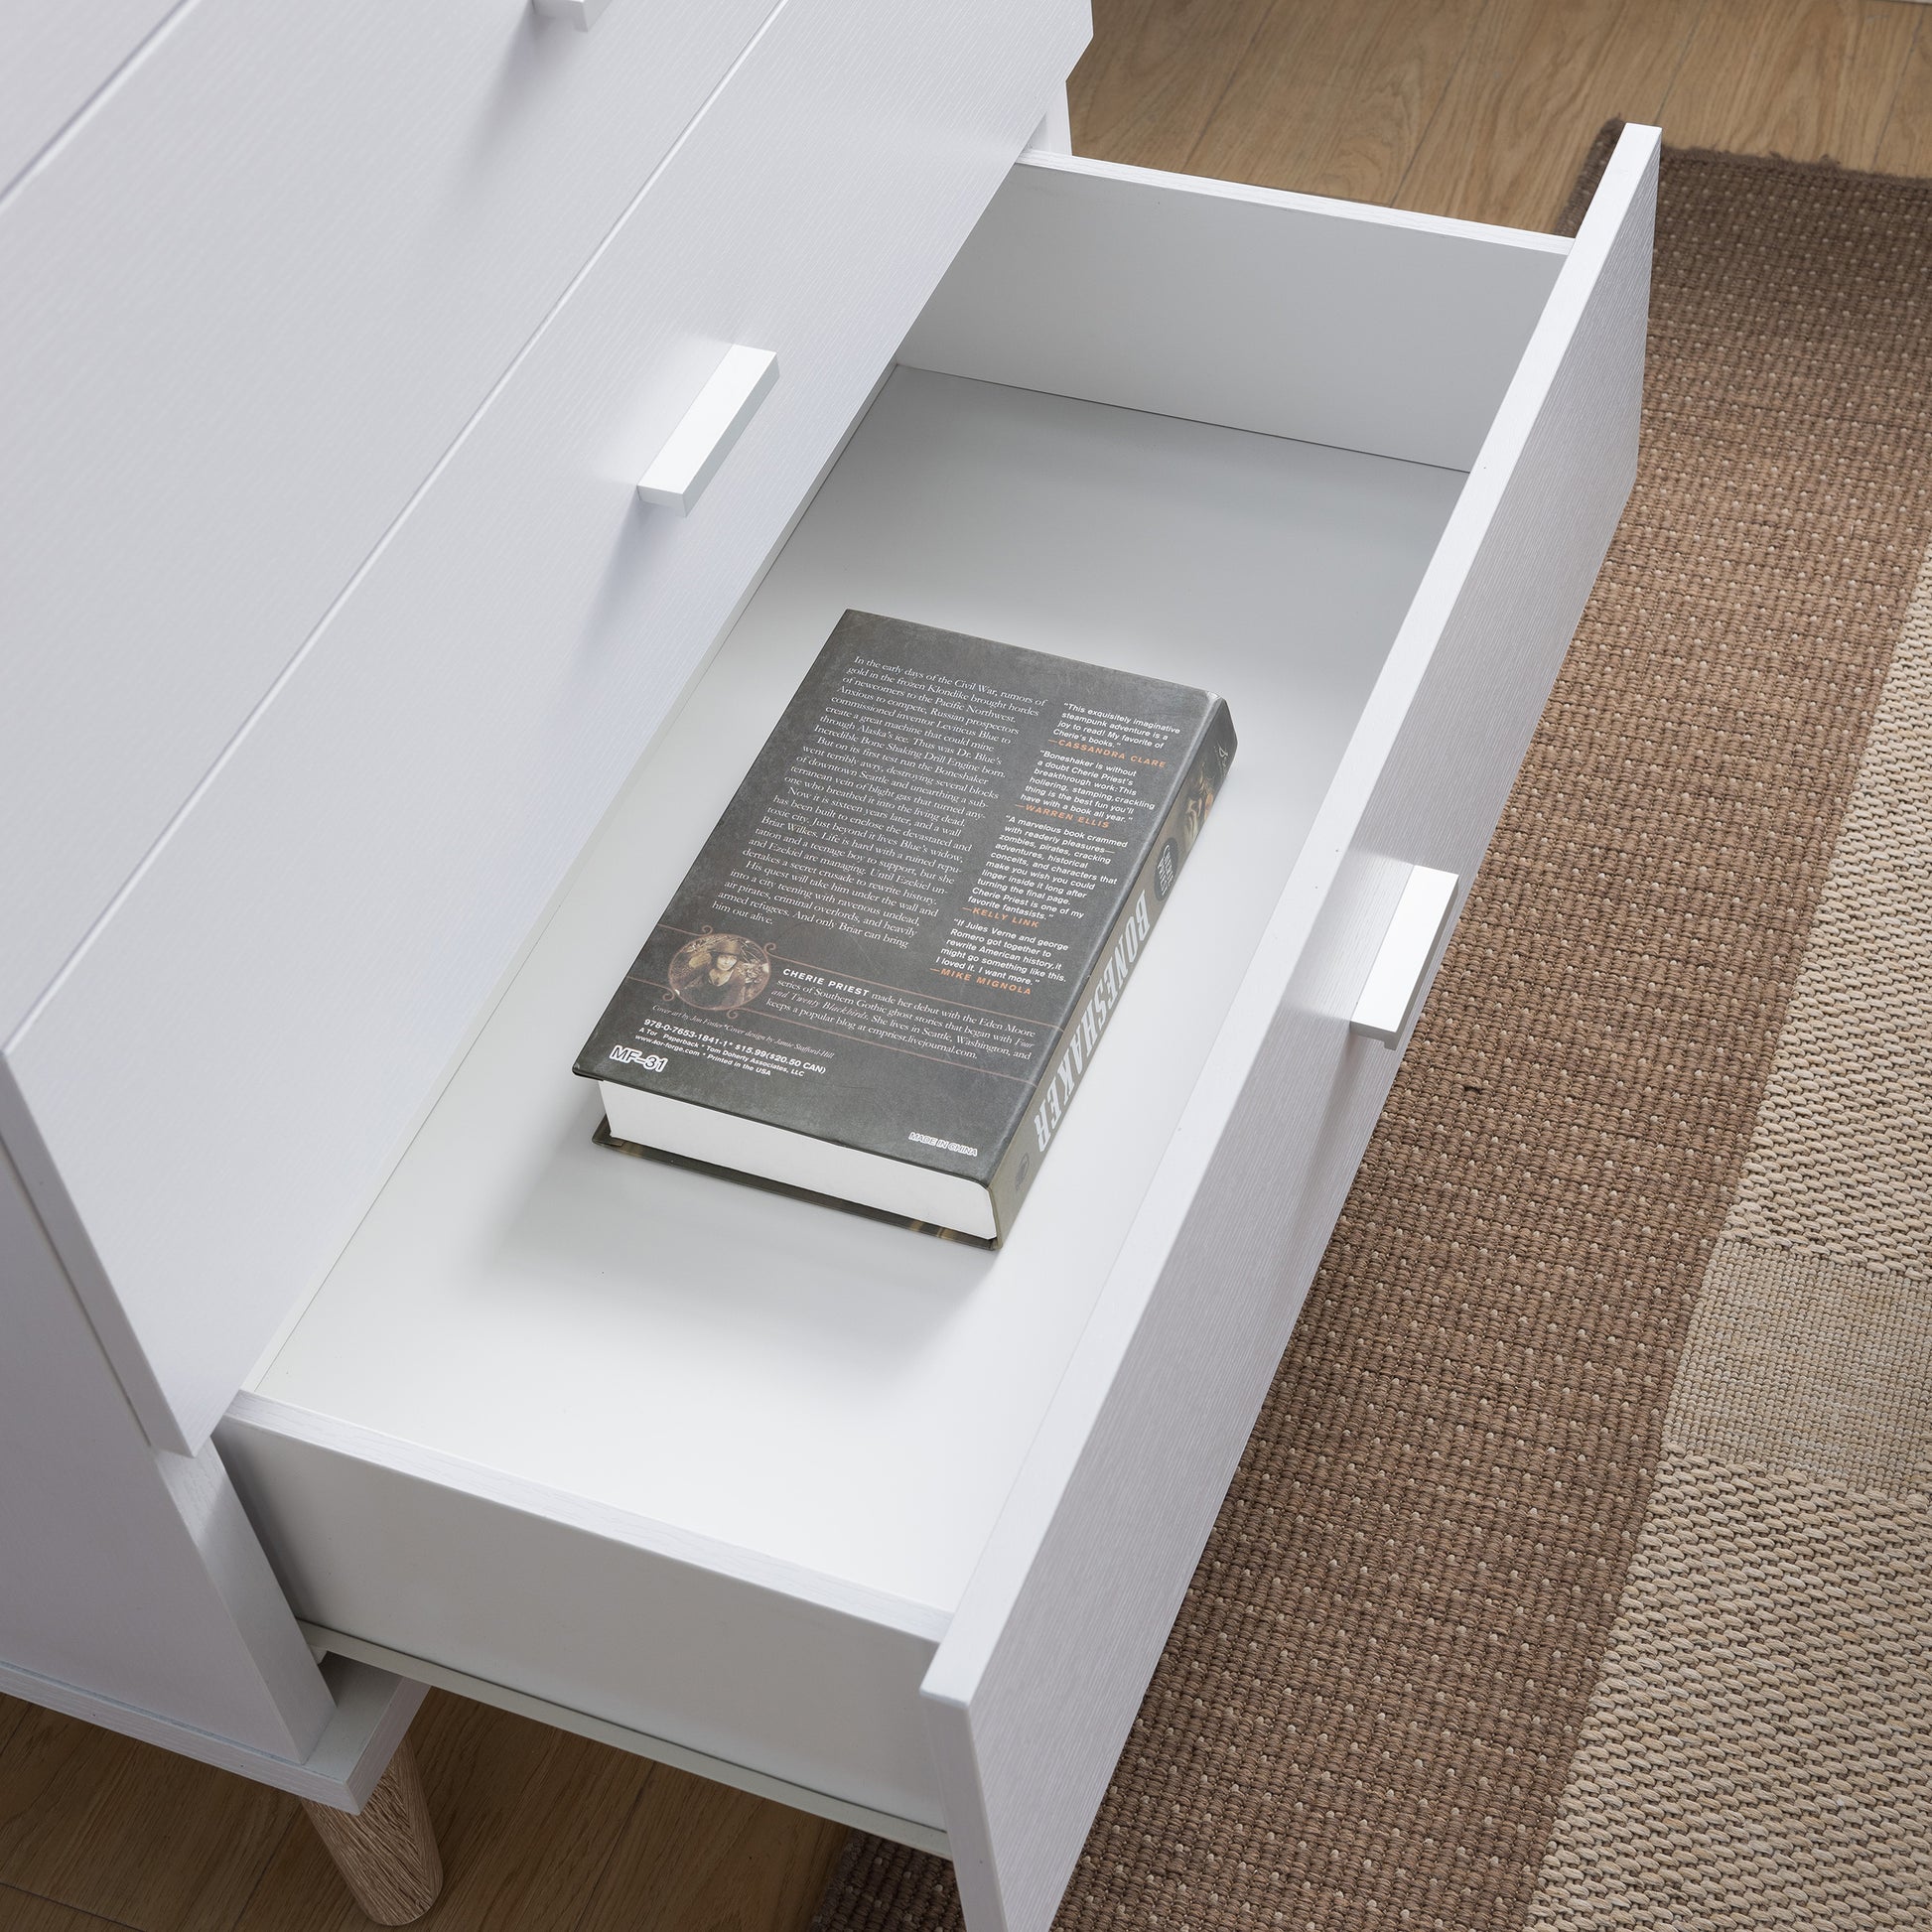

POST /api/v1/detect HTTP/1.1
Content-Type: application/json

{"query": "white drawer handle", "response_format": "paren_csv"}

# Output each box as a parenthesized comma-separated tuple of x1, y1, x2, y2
(1350, 864, 1458, 1045)
(635, 346, 779, 514)
(535, 0, 617, 31)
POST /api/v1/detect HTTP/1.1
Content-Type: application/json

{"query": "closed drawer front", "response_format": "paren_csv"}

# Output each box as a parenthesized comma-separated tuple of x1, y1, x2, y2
(0, 0, 779, 1036)
(1, 0, 1092, 1456)
(218, 131, 1660, 1931)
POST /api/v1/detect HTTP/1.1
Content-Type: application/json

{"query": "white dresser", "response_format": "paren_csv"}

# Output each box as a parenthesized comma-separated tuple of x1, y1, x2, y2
(0, 3, 1658, 1924)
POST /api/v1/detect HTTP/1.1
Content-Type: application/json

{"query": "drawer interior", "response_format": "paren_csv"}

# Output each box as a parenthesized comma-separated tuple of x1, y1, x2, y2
(235, 160, 1578, 1624)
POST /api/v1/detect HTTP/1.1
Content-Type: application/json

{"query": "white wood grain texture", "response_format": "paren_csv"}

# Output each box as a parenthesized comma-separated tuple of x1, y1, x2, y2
(4, 0, 1091, 1455)
(0, 0, 781, 1038)
(218, 1396, 951, 1829)
(0, 1133, 333, 1756)
(922, 128, 1660, 1932)
(0, 0, 180, 193)
(0, 1650, 428, 1810)
(298, 1622, 950, 1853)
(898, 153, 1568, 473)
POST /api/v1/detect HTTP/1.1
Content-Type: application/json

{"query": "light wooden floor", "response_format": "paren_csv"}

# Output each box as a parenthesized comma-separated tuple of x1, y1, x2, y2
(8, 3, 1931, 1929)
(0, 1688, 846, 1932)
(1073, 0, 1932, 228)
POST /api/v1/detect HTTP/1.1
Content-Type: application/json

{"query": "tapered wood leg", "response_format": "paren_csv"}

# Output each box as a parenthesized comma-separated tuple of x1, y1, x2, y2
(301, 1736, 444, 1924)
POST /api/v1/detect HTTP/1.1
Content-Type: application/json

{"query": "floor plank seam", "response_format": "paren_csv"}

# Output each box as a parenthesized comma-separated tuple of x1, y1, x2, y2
(1388, 0, 1497, 210)
(0, 1876, 151, 1932)
(1650, 0, 1716, 145)
(1173, 0, 1285, 179)
(563, 1760, 663, 1932)
(1869, 8, 1925, 160)
(217, 1809, 301, 1932)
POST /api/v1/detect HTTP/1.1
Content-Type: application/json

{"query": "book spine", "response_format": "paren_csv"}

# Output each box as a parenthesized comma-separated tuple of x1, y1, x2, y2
(985, 698, 1238, 1240)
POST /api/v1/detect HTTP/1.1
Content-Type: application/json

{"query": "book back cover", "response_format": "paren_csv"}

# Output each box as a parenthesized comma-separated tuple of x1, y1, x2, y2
(576, 611, 1232, 1210)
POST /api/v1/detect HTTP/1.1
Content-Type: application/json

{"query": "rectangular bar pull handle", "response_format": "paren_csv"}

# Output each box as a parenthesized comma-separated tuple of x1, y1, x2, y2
(1350, 865, 1458, 1045)
(636, 346, 778, 514)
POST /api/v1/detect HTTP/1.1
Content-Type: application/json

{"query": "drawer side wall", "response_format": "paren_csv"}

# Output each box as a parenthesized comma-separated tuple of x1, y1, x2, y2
(924, 130, 1660, 1932)
(898, 155, 1567, 472)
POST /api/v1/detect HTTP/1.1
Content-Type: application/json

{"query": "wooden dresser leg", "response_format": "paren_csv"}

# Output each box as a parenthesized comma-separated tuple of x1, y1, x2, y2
(301, 1736, 445, 1924)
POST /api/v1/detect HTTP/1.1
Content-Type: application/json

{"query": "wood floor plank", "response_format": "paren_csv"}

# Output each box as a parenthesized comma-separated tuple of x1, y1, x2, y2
(1874, 15, 1932, 177)
(1398, 0, 1707, 227)
(0, 1706, 294, 1932)
(1068, 0, 1279, 175)
(1183, 0, 1489, 203)
(1661, 0, 1918, 166)
(0, 1885, 144, 1932)
(0, 1706, 28, 1763)
(576, 1767, 847, 1932)
(233, 1692, 654, 1932)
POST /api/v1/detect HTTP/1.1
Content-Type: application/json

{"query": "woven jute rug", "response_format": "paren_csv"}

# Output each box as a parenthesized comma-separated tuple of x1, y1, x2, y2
(814, 132, 1932, 1931)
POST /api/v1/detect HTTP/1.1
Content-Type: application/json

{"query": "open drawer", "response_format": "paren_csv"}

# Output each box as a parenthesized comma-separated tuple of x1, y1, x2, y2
(219, 128, 1658, 1932)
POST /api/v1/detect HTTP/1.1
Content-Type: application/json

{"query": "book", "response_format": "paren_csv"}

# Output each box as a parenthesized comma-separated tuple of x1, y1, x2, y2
(574, 611, 1236, 1242)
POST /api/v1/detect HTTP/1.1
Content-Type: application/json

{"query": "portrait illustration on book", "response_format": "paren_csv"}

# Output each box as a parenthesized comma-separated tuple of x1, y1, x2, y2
(667, 931, 772, 1011)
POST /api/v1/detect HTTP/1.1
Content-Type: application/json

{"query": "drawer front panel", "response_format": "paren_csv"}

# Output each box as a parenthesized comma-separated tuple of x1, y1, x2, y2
(218, 1398, 949, 1830)
(922, 131, 1660, 1932)
(5, 0, 1093, 1453)
(0, 0, 777, 1036)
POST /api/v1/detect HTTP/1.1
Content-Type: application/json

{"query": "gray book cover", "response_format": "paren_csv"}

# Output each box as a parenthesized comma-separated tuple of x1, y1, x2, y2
(575, 610, 1236, 1239)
